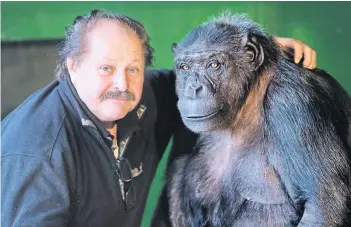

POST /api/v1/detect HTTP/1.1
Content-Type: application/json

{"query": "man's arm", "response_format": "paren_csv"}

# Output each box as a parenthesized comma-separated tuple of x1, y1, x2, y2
(146, 69, 181, 160)
(1, 155, 71, 227)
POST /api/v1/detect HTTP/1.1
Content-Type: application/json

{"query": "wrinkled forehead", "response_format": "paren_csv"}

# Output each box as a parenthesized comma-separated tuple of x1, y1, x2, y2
(174, 49, 231, 62)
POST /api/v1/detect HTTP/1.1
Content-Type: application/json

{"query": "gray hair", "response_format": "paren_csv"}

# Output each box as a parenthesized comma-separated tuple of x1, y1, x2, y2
(55, 9, 154, 80)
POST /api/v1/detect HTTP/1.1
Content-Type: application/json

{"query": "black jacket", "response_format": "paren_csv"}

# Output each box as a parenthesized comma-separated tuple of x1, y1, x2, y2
(1, 69, 182, 227)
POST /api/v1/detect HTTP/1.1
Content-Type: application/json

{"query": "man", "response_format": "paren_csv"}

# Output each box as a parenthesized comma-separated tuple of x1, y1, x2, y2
(1, 9, 316, 227)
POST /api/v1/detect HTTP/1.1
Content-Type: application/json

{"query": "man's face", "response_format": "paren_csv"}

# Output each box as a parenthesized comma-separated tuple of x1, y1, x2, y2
(68, 19, 145, 125)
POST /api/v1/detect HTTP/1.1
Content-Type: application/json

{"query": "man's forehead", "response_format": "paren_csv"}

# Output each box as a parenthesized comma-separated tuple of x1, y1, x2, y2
(84, 20, 144, 62)
(92, 19, 131, 33)
(85, 45, 143, 58)
(87, 19, 141, 46)
(99, 56, 142, 63)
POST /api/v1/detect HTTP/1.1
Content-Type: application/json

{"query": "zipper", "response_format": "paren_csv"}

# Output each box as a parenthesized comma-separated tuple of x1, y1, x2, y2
(83, 120, 133, 203)
(92, 125, 135, 202)
(116, 104, 147, 200)
(82, 103, 146, 203)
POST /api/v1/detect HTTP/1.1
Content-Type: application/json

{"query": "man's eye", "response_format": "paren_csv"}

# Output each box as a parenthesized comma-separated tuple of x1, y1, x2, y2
(128, 67, 138, 74)
(100, 66, 113, 73)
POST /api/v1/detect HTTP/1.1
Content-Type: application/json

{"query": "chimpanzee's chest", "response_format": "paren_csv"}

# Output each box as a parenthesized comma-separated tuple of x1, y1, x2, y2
(184, 150, 289, 203)
(181, 150, 300, 226)
(233, 153, 289, 204)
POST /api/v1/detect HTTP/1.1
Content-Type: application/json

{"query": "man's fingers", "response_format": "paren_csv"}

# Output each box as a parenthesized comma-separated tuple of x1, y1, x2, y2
(303, 45, 313, 69)
(311, 50, 317, 69)
(294, 41, 304, 64)
(274, 36, 317, 69)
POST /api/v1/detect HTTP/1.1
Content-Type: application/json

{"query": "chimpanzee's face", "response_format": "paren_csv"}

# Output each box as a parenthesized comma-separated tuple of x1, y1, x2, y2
(173, 49, 237, 133)
(172, 23, 264, 133)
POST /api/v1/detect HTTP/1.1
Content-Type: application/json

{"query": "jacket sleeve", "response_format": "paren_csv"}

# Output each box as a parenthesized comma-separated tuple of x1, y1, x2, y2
(146, 69, 199, 226)
(146, 68, 182, 159)
(1, 154, 71, 227)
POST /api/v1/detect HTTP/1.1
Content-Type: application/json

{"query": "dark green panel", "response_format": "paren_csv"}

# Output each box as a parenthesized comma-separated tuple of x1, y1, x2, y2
(1, 1, 281, 71)
(2, 1, 350, 92)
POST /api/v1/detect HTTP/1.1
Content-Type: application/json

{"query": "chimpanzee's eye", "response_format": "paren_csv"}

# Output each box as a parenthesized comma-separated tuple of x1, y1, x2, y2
(208, 61, 220, 69)
(181, 64, 189, 70)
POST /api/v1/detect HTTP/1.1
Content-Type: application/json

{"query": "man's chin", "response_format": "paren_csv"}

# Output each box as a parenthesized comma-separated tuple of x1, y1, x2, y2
(98, 113, 126, 125)
(111, 111, 129, 122)
(97, 101, 137, 122)
(96, 108, 128, 122)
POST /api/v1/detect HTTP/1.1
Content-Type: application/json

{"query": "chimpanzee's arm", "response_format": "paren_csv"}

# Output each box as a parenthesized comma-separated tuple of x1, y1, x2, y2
(266, 68, 351, 226)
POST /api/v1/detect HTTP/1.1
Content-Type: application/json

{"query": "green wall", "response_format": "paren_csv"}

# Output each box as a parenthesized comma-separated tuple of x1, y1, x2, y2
(2, 1, 351, 93)
(2, 2, 350, 226)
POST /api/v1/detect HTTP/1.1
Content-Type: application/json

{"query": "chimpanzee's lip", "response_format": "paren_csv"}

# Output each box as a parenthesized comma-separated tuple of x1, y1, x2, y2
(184, 104, 224, 121)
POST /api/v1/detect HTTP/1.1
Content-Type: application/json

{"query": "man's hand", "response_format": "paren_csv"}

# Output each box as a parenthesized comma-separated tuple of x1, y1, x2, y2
(273, 36, 317, 69)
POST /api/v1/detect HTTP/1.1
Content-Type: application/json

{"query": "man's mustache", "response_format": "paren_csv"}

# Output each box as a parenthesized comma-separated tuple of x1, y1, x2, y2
(100, 90, 135, 101)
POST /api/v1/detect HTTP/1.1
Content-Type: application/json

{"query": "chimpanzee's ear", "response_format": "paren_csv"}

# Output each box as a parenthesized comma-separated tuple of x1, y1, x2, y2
(171, 43, 178, 54)
(241, 33, 264, 71)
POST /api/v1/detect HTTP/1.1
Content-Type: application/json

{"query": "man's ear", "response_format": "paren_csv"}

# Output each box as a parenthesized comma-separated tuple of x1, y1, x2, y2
(66, 57, 78, 83)
(241, 33, 264, 71)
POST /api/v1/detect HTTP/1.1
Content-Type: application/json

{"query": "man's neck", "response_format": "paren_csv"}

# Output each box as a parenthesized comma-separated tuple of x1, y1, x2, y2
(105, 122, 119, 158)
(104, 122, 118, 139)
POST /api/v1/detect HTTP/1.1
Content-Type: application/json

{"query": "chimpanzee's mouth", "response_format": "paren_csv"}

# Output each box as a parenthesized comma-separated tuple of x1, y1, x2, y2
(185, 109, 221, 120)
(184, 103, 228, 121)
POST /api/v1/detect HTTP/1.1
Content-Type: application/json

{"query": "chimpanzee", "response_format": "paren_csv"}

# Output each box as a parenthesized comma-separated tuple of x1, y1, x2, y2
(166, 12, 351, 227)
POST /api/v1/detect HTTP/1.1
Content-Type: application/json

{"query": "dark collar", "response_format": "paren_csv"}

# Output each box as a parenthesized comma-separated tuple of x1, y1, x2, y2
(58, 74, 145, 141)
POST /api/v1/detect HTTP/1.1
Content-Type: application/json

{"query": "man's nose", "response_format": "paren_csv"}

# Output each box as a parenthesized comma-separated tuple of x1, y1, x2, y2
(113, 71, 128, 92)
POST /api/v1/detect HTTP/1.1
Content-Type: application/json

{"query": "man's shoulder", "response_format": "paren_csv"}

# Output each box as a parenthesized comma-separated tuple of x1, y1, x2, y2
(143, 68, 176, 98)
(1, 80, 75, 160)
(144, 68, 175, 80)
